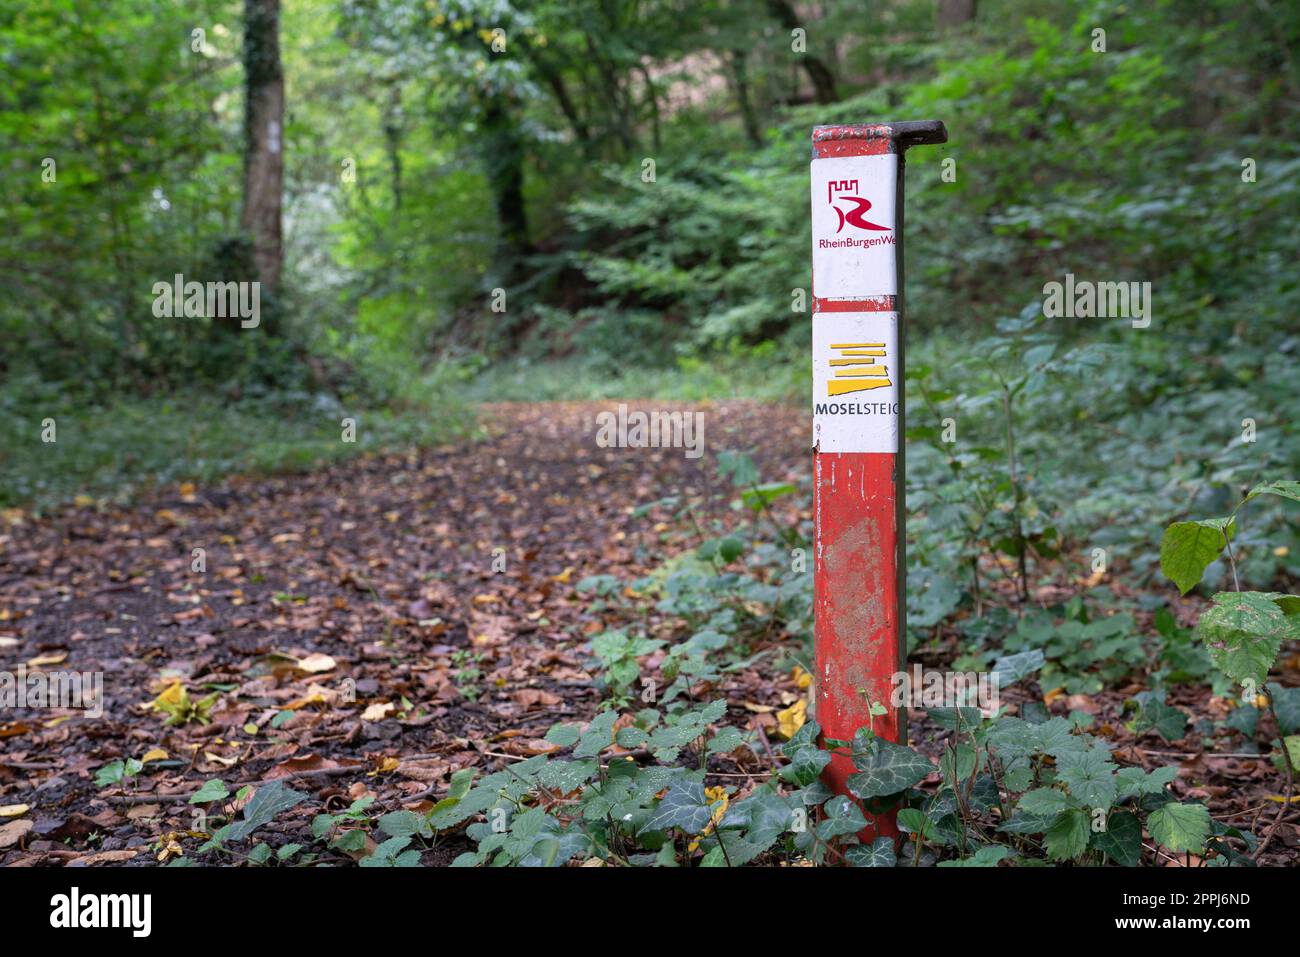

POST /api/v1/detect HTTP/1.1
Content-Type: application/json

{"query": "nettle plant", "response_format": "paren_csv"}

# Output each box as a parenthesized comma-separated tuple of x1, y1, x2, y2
(1159, 479, 1300, 785)
(889, 704, 1250, 867)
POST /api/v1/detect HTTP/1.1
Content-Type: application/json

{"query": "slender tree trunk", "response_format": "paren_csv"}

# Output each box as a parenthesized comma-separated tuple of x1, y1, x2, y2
(729, 50, 763, 147)
(766, 0, 838, 104)
(241, 0, 283, 291)
(382, 84, 404, 219)
(481, 95, 531, 289)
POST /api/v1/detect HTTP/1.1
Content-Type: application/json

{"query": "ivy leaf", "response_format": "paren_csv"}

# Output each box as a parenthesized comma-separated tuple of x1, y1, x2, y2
(845, 837, 897, 867)
(1147, 802, 1211, 853)
(779, 719, 829, 786)
(936, 845, 1011, 867)
(1196, 591, 1299, 690)
(640, 780, 713, 835)
(815, 796, 868, 839)
(1092, 809, 1142, 866)
(846, 740, 934, 799)
(1160, 519, 1232, 595)
(1043, 808, 1091, 861)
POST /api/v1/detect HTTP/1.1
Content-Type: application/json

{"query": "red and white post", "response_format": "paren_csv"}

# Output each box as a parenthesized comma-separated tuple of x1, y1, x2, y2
(810, 121, 947, 840)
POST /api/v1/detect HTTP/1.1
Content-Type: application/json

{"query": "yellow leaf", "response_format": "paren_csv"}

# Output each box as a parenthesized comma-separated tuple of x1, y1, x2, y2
(141, 748, 169, 763)
(243, 722, 259, 735)
(791, 666, 812, 690)
(0, 804, 28, 818)
(368, 756, 401, 777)
(153, 681, 186, 709)
(1264, 794, 1300, 803)
(74, 495, 95, 507)
(179, 482, 197, 496)
(1275, 546, 1290, 558)
(1043, 686, 1066, 706)
(552, 566, 574, 583)
(775, 699, 807, 740)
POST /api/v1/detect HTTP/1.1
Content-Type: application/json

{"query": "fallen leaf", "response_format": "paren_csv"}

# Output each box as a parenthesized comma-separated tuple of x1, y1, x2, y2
(0, 804, 29, 818)
(0, 819, 33, 848)
(775, 699, 807, 740)
(27, 652, 68, 667)
(361, 701, 395, 722)
(77, 849, 140, 866)
(141, 748, 169, 763)
(266, 753, 342, 780)
(296, 652, 337, 674)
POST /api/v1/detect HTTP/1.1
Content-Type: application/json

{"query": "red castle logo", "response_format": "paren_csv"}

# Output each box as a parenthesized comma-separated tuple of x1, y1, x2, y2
(827, 179, 890, 233)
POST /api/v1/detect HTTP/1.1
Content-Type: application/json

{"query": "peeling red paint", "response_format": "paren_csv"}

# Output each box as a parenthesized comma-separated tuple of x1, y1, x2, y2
(812, 125, 896, 158)
(814, 295, 896, 313)
(813, 450, 901, 842)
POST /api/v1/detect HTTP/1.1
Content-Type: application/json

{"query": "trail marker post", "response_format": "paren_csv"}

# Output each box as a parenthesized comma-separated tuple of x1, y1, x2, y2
(809, 121, 947, 840)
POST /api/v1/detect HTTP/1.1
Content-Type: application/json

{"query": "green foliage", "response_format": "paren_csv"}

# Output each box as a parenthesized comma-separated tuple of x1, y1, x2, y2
(1160, 481, 1300, 695)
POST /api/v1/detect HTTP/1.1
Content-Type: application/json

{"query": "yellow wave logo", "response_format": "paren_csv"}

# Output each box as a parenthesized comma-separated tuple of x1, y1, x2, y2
(826, 342, 891, 396)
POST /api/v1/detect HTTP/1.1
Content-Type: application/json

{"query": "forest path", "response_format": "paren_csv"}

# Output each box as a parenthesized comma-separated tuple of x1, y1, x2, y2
(0, 401, 809, 865)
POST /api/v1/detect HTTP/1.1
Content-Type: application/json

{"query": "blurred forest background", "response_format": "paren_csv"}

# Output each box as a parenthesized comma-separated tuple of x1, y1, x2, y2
(1, 0, 1297, 594)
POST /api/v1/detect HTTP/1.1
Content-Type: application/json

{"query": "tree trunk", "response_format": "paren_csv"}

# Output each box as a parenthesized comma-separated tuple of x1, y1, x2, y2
(729, 50, 764, 147)
(936, 0, 977, 31)
(481, 95, 531, 289)
(241, 0, 283, 291)
(766, 0, 838, 104)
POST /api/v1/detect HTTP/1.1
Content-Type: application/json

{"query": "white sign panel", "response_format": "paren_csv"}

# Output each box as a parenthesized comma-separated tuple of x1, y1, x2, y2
(810, 154, 898, 299)
(812, 311, 899, 453)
